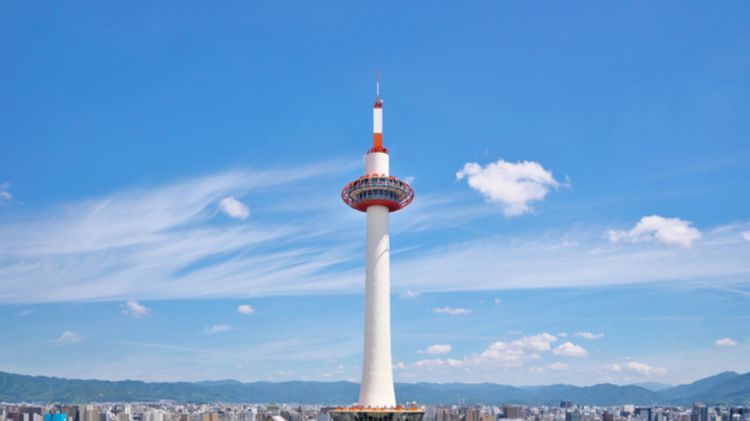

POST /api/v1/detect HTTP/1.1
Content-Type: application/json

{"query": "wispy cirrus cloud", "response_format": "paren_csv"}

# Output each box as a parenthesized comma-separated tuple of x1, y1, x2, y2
(202, 324, 232, 335)
(0, 164, 359, 304)
(0, 163, 748, 305)
(390, 224, 750, 293)
(433, 307, 472, 315)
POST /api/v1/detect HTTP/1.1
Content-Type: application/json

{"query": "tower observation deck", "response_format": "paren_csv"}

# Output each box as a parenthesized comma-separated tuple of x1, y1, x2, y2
(331, 80, 423, 421)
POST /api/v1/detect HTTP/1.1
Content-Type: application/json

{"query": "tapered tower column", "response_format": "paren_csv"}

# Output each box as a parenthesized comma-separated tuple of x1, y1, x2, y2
(340, 80, 415, 409)
(361, 203, 395, 406)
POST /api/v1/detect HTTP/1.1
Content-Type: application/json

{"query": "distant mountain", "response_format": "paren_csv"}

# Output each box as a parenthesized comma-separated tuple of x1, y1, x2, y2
(632, 382, 673, 392)
(1, 371, 749, 405)
(660, 371, 740, 402)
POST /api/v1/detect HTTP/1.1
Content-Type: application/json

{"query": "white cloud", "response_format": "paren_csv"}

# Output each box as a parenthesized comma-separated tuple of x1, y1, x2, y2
(456, 160, 562, 217)
(219, 196, 250, 220)
(548, 362, 568, 371)
(433, 306, 472, 315)
(494, 298, 502, 305)
(603, 363, 622, 372)
(237, 304, 255, 315)
(402, 333, 562, 373)
(558, 332, 568, 338)
(0, 164, 357, 304)
(203, 324, 232, 335)
(478, 341, 528, 365)
(400, 290, 420, 299)
(511, 333, 558, 352)
(552, 342, 588, 357)
(626, 361, 666, 376)
(53, 330, 83, 345)
(743, 231, 750, 242)
(423, 344, 452, 354)
(528, 366, 544, 374)
(123, 300, 150, 318)
(0, 182, 11, 202)
(715, 337, 738, 347)
(474, 333, 557, 367)
(389, 224, 750, 296)
(574, 331, 605, 340)
(607, 215, 702, 248)
(393, 362, 406, 369)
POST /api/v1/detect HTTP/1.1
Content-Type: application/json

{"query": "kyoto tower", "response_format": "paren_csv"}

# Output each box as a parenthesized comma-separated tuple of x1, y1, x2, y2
(335, 78, 422, 420)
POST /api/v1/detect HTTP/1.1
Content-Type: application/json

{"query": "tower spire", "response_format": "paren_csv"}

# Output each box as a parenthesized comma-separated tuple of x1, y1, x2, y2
(372, 71, 384, 152)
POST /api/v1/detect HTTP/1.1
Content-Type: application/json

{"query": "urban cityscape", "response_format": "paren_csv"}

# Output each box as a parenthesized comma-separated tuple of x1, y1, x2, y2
(3, 402, 750, 421)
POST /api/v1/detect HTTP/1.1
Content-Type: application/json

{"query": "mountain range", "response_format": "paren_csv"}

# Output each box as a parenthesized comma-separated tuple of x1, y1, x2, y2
(1, 370, 749, 405)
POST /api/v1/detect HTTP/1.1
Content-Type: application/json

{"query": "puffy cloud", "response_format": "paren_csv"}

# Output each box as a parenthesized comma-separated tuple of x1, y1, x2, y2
(401, 333, 579, 374)
(424, 344, 452, 354)
(494, 298, 502, 305)
(433, 306, 472, 315)
(478, 341, 528, 365)
(715, 337, 738, 347)
(626, 361, 666, 376)
(558, 332, 568, 338)
(548, 362, 568, 371)
(574, 331, 605, 340)
(603, 363, 623, 372)
(511, 333, 558, 352)
(203, 324, 232, 335)
(476, 333, 557, 366)
(743, 231, 750, 242)
(219, 196, 250, 220)
(237, 304, 255, 314)
(607, 215, 702, 248)
(123, 300, 150, 318)
(552, 342, 588, 357)
(456, 160, 562, 217)
(53, 330, 83, 345)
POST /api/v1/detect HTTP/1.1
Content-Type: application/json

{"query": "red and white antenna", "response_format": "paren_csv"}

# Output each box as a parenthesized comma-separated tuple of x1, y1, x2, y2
(373, 70, 384, 152)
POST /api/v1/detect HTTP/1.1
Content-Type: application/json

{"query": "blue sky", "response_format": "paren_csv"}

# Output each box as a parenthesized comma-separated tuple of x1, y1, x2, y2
(1, 2, 749, 387)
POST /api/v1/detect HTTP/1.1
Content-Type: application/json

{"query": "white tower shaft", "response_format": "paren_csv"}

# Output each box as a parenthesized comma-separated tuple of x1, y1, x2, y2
(360, 202, 396, 407)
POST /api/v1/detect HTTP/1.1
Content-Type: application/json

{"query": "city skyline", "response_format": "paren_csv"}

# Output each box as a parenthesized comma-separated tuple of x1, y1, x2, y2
(2, 3, 750, 387)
